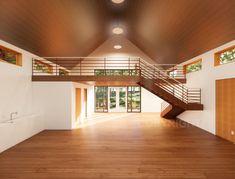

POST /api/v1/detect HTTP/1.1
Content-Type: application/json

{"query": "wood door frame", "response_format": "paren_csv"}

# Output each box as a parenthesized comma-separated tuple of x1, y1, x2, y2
(216, 78, 235, 143)
(75, 88, 82, 122)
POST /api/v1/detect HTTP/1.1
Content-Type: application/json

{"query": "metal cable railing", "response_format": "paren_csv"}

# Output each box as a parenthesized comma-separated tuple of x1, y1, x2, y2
(32, 57, 201, 104)
(139, 58, 201, 104)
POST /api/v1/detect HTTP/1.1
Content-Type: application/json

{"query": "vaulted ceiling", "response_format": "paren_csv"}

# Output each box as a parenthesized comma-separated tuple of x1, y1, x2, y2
(0, 0, 235, 64)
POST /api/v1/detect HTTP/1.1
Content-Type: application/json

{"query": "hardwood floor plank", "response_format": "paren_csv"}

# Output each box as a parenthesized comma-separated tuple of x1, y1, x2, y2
(0, 113, 235, 179)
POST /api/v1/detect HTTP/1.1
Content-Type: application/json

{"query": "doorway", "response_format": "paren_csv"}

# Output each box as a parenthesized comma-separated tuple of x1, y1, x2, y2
(216, 78, 235, 143)
(76, 88, 88, 124)
(108, 87, 127, 112)
(95, 86, 141, 113)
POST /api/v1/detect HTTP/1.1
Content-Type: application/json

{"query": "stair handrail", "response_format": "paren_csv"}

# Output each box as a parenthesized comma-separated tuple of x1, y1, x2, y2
(138, 58, 201, 104)
(139, 61, 189, 103)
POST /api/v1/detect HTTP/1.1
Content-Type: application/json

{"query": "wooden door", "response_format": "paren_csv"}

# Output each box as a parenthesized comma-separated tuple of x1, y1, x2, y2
(84, 89, 87, 117)
(216, 78, 235, 143)
(76, 88, 82, 122)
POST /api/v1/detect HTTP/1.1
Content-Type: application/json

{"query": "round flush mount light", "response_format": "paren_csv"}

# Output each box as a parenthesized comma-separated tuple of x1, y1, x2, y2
(112, 27, 124, 35)
(111, 0, 125, 4)
(114, 45, 122, 49)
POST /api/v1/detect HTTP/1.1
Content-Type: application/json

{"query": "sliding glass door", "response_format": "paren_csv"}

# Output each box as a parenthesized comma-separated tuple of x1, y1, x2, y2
(95, 86, 108, 112)
(95, 86, 141, 113)
(109, 87, 127, 112)
(127, 86, 141, 112)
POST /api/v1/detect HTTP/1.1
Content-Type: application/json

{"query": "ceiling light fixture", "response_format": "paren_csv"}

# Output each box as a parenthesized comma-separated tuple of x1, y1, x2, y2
(114, 45, 122, 49)
(111, 0, 125, 4)
(112, 27, 124, 35)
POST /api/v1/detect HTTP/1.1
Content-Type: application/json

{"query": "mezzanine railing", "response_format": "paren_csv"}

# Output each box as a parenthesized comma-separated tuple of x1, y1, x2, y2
(139, 60, 201, 104)
(32, 57, 185, 79)
(32, 57, 201, 104)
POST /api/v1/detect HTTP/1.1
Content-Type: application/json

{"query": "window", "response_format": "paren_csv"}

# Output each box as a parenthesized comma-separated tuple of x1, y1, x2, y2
(94, 69, 139, 76)
(184, 59, 202, 74)
(127, 86, 141, 112)
(0, 45, 22, 66)
(59, 69, 69, 76)
(95, 86, 108, 112)
(34, 60, 53, 74)
(214, 45, 235, 66)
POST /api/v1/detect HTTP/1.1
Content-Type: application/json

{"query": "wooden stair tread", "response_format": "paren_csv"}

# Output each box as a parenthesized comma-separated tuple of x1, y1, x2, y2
(138, 77, 203, 119)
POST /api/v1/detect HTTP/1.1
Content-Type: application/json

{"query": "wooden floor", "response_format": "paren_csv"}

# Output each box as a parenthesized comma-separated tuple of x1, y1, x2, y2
(1, 113, 235, 179)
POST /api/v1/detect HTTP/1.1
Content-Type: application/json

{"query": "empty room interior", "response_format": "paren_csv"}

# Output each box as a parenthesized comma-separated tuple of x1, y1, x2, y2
(1, 0, 235, 178)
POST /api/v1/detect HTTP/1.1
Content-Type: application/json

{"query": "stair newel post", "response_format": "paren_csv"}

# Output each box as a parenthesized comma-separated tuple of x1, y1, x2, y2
(128, 57, 130, 76)
(32, 58, 34, 76)
(200, 88, 201, 104)
(56, 58, 58, 76)
(182, 85, 184, 102)
(139, 58, 141, 77)
(104, 57, 106, 76)
(80, 58, 82, 76)
(187, 88, 189, 104)
(153, 66, 156, 79)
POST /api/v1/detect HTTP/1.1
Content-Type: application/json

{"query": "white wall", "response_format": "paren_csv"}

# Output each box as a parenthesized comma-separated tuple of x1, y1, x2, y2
(178, 40, 235, 134)
(0, 40, 44, 152)
(32, 81, 95, 129)
(141, 87, 163, 112)
(0, 115, 44, 153)
(33, 82, 74, 130)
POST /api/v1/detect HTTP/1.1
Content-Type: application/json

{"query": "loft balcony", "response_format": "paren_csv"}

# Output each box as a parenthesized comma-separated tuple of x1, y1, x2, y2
(32, 57, 186, 85)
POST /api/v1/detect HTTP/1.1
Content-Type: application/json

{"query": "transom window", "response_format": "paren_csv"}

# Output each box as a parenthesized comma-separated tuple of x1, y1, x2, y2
(94, 69, 139, 76)
(184, 59, 202, 74)
(0, 45, 22, 66)
(215, 45, 235, 66)
(34, 60, 53, 74)
(59, 69, 69, 76)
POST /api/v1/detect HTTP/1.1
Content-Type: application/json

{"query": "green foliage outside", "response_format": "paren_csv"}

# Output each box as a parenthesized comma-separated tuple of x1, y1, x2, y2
(95, 69, 139, 76)
(0, 49, 17, 65)
(186, 61, 202, 73)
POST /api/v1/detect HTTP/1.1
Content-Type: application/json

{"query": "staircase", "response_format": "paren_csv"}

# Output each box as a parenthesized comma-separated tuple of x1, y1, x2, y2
(32, 57, 203, 119)
(138, 60, 203, 119)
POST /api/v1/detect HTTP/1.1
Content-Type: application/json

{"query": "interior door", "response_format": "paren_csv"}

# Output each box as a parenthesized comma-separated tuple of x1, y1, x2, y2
(76, 88, 81, 122)
(84, 88, 87, 117)
(216, 78, 235, 143)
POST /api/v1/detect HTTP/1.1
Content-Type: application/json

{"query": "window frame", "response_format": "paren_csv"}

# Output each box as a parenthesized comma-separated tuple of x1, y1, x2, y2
(214, 45, 235, 66)
(0, 45, 22, 66)
(59, 68, 69, 76)
(183, 59, 202, 74)
(34, 59, 53, 74)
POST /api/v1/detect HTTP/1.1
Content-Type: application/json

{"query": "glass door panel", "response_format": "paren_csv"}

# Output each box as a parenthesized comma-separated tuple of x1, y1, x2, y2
(109, 87, 127, 112)
(119, 87, 126, 110)
(127, 86, 141, 112)
(109, 88, 117, 110)
(95, 86, 108, 112)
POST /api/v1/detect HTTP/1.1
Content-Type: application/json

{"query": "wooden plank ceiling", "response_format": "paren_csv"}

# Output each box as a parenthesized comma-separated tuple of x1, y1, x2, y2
(0, 0, 235, 64)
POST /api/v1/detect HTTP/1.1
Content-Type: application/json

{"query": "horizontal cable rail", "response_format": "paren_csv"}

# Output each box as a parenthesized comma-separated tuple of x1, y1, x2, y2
(32, 57, 185, 78)
(139, 59, 201, 104)
(32, 57, 201, 104)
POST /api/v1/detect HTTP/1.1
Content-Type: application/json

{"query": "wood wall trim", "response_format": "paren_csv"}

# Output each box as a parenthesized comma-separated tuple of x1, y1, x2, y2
(76, 88, 82, 122)
(183, 59, 202, 74)
(0, 44, 22, 67)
